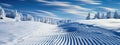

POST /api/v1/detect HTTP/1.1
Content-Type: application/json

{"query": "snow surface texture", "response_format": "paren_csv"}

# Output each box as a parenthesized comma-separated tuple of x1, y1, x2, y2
(0, 20, 57, 45)
(0, 19, 120, 45)
(77, 19, 120, 32)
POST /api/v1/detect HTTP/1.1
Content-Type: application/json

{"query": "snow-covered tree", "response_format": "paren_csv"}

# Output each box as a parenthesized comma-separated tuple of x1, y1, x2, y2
(86, 12, 91, 20)
(27, 14, 34, 21)
(43, 18, 46, 23)
(113, 11, 119, 19)
(93, 12, 100, 19)
(96, 12, 101, 19)
(14, 10, 21, 22)
(19, 13, 24, 21)
(0, 8, 6, 19)
(106, 11, 112, 19)
(101, 13, 106, 19)
(22, 15, 27, 21)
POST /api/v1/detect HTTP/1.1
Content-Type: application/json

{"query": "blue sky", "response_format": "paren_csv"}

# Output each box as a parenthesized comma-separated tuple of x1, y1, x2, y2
(0, 0, 120, 20)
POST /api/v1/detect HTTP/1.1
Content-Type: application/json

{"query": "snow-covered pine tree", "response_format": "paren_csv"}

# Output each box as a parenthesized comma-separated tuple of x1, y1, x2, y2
(48, 18, 50, 24)
(93, 12, 100, 19)
(44, 17, 47, 23)
(42, 17, 45, 23)
(27, 14, 34, 21)
(113, 11, 119, 19)
(45, 17, 48, 23)
(96, 12, 100, 19)
(34, 17, 37, 22)
(93, 14, 97, 19)
(23, 15, 27, 21)
(40, 18, 42, 22)
(0, 7, 6, 19)
(50, 18, 52, 24)
(101, 13, 106, 19)
(19, 13, 24, 21)
(48, 18, 51, 24)
(86, 12, 91, 20)
(106, 11, 112, 19)
(14, 10, 21, 22)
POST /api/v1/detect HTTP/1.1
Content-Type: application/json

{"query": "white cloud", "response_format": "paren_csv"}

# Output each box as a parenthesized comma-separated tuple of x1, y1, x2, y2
(45, 1, 70, 7)
(36, 0, 50, 3)
(36, 0, 91, 11)
(78, 0, 102, 5)
(0, 3, 12, 7)
(26, 11, 64, 19)
(44, 1, 91, 10)
(26, 10, 57, 17)
(60, 9, 89, 17)
(36, 0, 92, 18)
(37, 10, 57, 17)
(100, 7, 118, 12)
(36, 0, 71, 7)
(27, 11, 52, 17)
(73, 5, 91, 11)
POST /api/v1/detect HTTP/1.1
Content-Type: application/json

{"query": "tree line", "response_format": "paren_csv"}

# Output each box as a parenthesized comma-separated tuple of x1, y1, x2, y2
(86, 11, 120, 20)
(0, 7, 71, 25)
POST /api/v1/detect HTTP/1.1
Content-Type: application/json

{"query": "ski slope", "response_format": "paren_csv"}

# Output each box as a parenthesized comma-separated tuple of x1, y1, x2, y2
(0, 19, 120, 45)
(0, 20, 57, 45)
(14, 22, 120, 45)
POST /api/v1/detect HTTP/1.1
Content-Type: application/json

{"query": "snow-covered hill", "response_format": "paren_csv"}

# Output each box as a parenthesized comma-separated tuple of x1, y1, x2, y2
(0, 19, 120, 45)
(0, 21, 57, 45)
(13, 22, 120, 45)
(77, 19, 120, 32)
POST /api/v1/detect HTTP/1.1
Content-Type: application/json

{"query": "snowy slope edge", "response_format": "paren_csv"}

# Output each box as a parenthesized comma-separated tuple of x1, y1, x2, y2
(77, 19, 120, 32)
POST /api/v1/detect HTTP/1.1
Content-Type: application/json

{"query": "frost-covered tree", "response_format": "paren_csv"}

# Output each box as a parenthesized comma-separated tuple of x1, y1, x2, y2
(19, 13, 24, 21)
(47, 18, 51, 24)
(96, 12, 101, 19)
(93, 14, 97, 19)
(23, 15, 27, 21)
(101, 13, 106, 19)
(14, 10, 21, 22)
(86, 12, 91, 20)
(0, 8, 6, 19)
(44, 17, 46, 23)
(40, 18, 42, 22)
(113, 11, 119, 19)
(106, 11, 112, 19)
(34, 17, 37, 22)
(93, 12, 100, 19)
(27, 14, 34, 21)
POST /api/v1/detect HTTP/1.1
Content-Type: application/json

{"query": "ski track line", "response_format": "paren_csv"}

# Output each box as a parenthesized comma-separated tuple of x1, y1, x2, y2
(14, 32, 120, 45)
(11, 26, 120, 45)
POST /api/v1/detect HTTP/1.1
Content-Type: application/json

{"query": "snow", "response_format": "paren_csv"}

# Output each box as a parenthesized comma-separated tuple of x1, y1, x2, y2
(1, 6, 120, 45)
(0, 20, 57, 45)
(0, 18, 15, 22)
(13, 22, 120, 45)
(77, 19, 120, 32)
(0, 19, 120, 45)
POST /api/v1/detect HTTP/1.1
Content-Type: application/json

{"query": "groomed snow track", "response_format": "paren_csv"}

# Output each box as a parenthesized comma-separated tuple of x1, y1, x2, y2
(9, 22, 120, 45)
